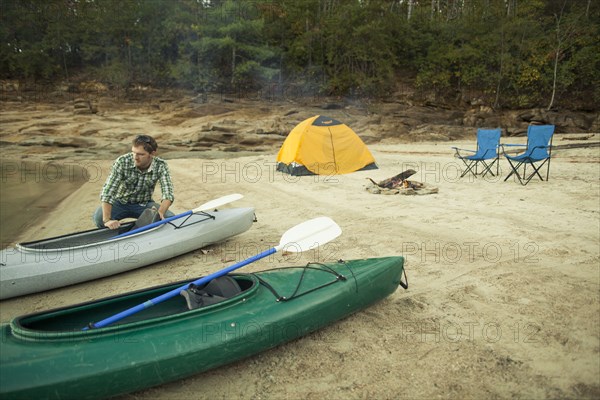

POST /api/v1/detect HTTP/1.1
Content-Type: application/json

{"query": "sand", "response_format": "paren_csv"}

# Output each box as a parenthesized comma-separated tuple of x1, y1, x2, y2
(0, 137, 598, 399)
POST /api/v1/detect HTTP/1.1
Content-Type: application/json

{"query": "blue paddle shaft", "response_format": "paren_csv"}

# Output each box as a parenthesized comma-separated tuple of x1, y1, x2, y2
(86, 247, 277, 330)
(111, 210, 194, 240)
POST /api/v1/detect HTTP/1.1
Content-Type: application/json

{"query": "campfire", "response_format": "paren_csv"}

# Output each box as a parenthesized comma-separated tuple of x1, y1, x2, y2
(366, 169, 438, 195)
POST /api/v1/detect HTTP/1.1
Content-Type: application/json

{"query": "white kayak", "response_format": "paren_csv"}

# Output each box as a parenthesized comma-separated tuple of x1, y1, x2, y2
(0, 207, 255, 300)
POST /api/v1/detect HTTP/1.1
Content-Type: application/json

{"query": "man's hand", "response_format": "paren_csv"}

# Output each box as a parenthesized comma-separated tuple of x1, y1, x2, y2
(104, 220, 121, 230)
(158, 199, 173, 220)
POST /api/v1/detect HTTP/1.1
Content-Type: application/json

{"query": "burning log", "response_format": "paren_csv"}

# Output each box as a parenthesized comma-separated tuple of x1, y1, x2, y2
(367, 169, 417, 189)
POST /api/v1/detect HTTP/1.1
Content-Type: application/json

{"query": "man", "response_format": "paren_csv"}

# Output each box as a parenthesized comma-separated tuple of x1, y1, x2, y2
(93, 134, 175, 229)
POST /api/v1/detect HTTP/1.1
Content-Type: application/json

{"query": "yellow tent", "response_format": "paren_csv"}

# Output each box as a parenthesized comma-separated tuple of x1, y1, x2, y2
(276, 115, 378, 176)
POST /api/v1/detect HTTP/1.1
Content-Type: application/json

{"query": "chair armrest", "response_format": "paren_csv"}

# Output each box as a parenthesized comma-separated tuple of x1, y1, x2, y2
(500, 143, 525, 156)
(481, 148, 499, 158)
(452, 146, 476, 159)
(451, 147, 476, 153)
(528, 145, 553, 157)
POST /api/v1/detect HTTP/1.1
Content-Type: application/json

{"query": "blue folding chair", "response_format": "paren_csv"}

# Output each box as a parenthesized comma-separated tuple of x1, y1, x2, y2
(501, 125, 555, 185)
(452, 128, 502, 178)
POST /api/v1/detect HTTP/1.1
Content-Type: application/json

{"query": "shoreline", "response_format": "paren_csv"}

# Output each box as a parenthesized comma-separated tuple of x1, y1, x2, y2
(1, 143, 599, 399)
(0, 160, 90, 247)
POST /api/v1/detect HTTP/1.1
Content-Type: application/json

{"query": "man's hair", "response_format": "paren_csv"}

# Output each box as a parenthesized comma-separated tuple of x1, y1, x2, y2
(133, 135, 158, 153)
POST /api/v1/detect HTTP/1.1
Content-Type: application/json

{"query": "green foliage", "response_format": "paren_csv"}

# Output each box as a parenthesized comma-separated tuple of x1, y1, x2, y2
(92, 60, 130, 89)
(0, 0, 598, 109)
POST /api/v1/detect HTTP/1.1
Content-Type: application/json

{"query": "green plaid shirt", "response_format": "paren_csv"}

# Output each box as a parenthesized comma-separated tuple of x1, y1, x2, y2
(100, 153, 175, 205)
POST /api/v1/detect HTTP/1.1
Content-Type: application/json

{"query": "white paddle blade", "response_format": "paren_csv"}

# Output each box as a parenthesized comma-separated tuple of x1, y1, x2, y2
(276, 216, 341, 253)
(192, 193, 243, 213)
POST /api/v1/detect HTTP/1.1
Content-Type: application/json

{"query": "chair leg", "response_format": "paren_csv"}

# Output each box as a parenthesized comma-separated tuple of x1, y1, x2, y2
(521, 167, 537, 185)
(522, 160, 549, 185)
(518, 163, 532, 185)
(461, 157, 504, 179)
(504, 158, 523, 182)
(510, 159, 550, 185)
(480, 161, 490, 176)
(457, 156, 469, 177)
(505, 155, 551, 185)
(460, 159, 478, 178)
(532, 166, 545, 181)
(480, 159, 497, 177)
(496, 155, 499, 176)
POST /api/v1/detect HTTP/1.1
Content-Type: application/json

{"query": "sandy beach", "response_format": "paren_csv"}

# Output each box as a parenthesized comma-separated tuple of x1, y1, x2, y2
(1, 136, 599, 398)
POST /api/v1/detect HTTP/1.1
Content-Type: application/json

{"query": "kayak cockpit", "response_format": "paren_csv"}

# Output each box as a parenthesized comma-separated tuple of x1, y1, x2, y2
(17, 223, 136, 250)
(10, 262, 354, 340)
(11, 274, 258, 338)
(16, 211, 219, 251)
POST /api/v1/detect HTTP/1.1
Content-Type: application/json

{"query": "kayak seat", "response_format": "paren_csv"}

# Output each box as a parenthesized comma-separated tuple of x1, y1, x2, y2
(180, 276, 242, 310)
(132, 208, 160, 230)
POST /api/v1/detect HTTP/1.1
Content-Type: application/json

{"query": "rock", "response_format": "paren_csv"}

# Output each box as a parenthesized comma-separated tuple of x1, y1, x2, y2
(191, 132, 232, 145)
(19, 137, 95, 148)
(1, 80, 19, 92)
(73, 98, 98, 114)
(78, 81, 108, 92)
(210, 124, 237, 133)
(0, 91, 597, 165)
(365, 181, 438, 196)
(366, 186, 381, 194)
(238, 137, 264, 146)
(321, 103, 344, 110)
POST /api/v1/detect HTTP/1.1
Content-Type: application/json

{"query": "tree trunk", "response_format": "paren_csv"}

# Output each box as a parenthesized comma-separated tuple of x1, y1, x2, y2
(494, 29, 505, 109)
(548, 46, 560, 111)
(548, 3, 567, 111)
(231, 45, 236, 86)
(62, 51, 69, 81)
(586, 0, 591, 18)
(306, 15, 311, 69)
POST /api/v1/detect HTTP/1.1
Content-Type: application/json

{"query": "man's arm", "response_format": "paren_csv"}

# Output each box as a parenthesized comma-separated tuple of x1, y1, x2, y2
(102, 201, 121, 229)
(100, 156, 126, 229)
(157, 199, 173, 219)
(157, 161, 175, 218)
(101, 156, 126, 204)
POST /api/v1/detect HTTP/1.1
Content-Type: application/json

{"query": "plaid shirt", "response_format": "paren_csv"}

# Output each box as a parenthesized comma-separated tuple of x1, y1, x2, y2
(100, 153, 175, 205)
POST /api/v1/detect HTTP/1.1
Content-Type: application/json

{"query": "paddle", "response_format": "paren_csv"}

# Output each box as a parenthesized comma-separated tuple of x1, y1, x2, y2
(84, 216, 341, 330)
(110, 193, 244, 240)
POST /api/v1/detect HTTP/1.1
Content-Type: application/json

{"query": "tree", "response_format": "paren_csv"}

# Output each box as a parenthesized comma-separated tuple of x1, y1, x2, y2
(0, 0, 597, 109)
(546, 0, 595, 110)
(193, 0, 278, 92)
(0, 0, 71, 81)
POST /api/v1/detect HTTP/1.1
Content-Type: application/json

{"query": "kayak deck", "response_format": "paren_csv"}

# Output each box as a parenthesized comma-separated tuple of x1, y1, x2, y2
(14, 263, 351, 334)
(18, 223, 135, 250)
(17, 275, 257, 332)
(1, 208, 255, 300)
(2, 257, 406, 400)
(18, 213, 217, 250)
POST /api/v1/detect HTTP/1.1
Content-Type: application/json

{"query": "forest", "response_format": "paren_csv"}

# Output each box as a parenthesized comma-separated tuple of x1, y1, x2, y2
(1, 0, 598, 110)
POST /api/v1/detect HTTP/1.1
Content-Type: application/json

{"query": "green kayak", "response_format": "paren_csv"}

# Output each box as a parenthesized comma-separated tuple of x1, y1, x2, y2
(0, 256, 407, 399)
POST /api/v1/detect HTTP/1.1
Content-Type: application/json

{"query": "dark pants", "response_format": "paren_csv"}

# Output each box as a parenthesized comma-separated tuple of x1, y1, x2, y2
(92, 200, 175, 228)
